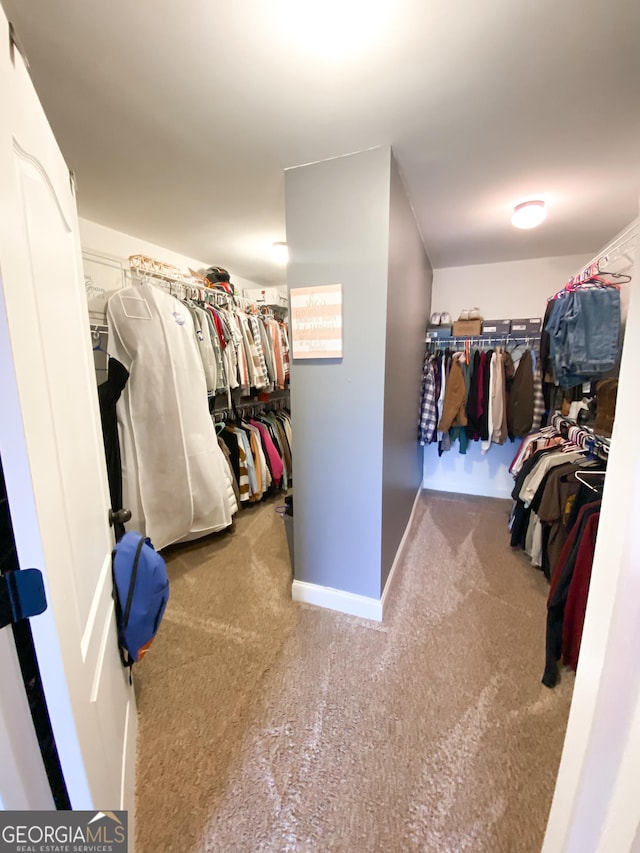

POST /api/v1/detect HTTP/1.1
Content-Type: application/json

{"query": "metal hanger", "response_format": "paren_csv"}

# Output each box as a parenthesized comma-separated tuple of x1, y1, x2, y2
(574, 469, 605, 493)
(596, 270, 632, 284)
(91, 328, 106, 353)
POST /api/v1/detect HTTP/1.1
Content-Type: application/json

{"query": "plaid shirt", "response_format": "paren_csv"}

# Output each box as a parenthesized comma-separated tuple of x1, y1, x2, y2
(419, 357, 438, 445)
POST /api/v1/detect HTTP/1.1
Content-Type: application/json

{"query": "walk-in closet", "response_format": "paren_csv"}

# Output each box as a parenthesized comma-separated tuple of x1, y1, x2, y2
(1, 2, 639, 852)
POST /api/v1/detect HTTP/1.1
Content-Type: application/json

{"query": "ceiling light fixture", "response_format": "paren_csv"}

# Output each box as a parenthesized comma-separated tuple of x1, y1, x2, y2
(274, 0, 393, 59)
(271, 242, 289, 265)
(511, 200, 547, 230)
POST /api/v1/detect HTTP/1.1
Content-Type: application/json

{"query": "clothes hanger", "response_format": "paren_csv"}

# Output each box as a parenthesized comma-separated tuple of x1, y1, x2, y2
(574, 469, 605, 493)
(92, 329, 105, 353)
(594, 270, 632, 284)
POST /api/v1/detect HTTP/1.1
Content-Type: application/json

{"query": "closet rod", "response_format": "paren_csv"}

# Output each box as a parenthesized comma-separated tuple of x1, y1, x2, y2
(127, 269, 269, 311)
(549, 412, 611, 457)
(126, 267, 204, 289)
(128, 270, 236, 306)
(425, 334, 541, 346)
(570, 218, 638, 283)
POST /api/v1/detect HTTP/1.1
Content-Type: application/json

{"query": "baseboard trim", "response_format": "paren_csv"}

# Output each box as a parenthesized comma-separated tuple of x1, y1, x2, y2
(292, 580, 382, 622)
(421, 481, 514, 500)
(381, 486, 423, 619)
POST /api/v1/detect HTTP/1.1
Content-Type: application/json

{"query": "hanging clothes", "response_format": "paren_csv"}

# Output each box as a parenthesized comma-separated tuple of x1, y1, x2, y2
(465, 350, 485, 442)
(216, 408, 292, 501)
(437, 357, 468, 433)
(107, 283, 238, 550)
(420, 340, 538, 455)
(97, 357, 130, 539)
(418, 357, 438, 446)
(541, 501, 601, 688)
(545, 284, 621, 388)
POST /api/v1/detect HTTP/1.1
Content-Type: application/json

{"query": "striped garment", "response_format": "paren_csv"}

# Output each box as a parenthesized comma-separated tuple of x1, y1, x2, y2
(532, 367, 545, 430)
(279, 322, 290, 383)
(248, 316, 271, 389)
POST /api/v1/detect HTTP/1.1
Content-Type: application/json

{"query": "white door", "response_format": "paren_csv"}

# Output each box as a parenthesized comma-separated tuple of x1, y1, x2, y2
(0, 8, 136, 820)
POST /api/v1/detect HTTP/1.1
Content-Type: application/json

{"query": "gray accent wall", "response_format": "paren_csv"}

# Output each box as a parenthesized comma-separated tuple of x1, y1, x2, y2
(285, 146, 432, 602)
(381, 155, 433, 593)
(285, 147, 391, 600)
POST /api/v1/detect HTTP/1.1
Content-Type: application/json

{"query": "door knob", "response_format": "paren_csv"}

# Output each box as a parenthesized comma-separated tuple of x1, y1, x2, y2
(109, 508, 132, 527)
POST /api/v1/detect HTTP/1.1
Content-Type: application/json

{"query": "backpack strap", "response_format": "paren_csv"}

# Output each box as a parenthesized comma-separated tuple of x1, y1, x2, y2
(123, 536, 146, 629)
(111, 540, 144, 685)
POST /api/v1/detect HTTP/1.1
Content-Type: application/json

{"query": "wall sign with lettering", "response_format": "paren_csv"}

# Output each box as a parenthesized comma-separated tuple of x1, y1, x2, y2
(290, 284, 343, 359)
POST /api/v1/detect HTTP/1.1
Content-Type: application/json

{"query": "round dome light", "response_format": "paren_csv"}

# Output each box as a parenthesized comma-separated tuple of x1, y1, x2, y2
(271, 242, 289, 264)
(511, 200, 547, 230)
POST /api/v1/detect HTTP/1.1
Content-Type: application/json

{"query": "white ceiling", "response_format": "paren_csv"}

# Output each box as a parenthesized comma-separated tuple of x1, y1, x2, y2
(3, 0, 639, 286)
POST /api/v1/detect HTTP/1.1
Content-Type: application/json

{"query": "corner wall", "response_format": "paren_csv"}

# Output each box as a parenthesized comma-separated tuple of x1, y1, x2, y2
(380, 156, 432, 593)
(285, 147, 391, 602)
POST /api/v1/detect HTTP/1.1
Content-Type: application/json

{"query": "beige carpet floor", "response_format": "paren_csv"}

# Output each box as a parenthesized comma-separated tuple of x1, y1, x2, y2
(134, 491, 574, 853)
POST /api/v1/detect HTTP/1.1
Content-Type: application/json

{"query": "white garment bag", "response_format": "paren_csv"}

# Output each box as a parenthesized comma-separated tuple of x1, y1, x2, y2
(107, 283, 237, 549)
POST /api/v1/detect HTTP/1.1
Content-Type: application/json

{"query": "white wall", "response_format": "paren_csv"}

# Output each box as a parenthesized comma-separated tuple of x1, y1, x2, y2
(79, 218, 260, 290)
(423, 441, 519, 501)
(431, 253, 590, 323)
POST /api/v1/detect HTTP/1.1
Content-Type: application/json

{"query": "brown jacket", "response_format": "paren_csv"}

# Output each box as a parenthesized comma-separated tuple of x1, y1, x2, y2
(594, 379, 618, 437)
(508, 349, 534, 438)
(438, 359, 468, 432)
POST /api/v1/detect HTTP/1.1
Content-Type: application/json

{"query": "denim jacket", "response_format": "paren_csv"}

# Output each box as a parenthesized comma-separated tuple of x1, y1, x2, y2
(545, 287, 620, 388)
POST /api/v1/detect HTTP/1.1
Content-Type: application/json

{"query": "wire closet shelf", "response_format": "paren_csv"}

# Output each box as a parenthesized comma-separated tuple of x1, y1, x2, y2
(425, 333, 541, 348)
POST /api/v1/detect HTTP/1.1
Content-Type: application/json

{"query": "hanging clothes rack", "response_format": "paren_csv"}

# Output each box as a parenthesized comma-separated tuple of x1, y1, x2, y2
(549, 412, 610, 460)
(425, 333, 541, 349)
(568, 218, 638, 284)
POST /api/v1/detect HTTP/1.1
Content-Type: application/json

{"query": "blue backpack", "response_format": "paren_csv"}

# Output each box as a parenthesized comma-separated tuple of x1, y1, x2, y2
(111, 531, 169, 674)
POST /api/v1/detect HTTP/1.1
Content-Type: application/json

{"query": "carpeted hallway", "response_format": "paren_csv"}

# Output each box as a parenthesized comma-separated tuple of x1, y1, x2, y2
(134, 491, 574, 853)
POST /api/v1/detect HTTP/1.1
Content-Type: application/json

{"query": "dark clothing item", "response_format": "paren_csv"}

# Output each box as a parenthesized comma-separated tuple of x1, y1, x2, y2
(508, 349, 534, 438)
(220, 427, 241, 485)
(594, 378, 618, 437)
(540, 299, 555, 381)
(509, 448, 551, 550)
(510, 501, 532, 551)
(97, 357, 130, 540)
(567, 483, 603, 533)
(465, 350, 484, 441)
(542, 502, 601, 688)
(535, 462, 585, 580)
(562, 512, 599, 670)
(218, 438, 241, 505)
